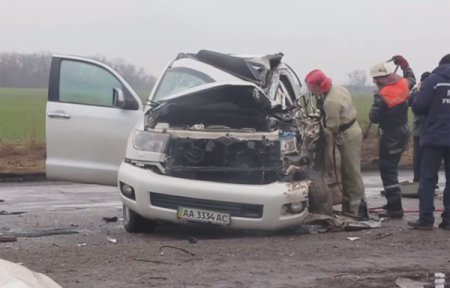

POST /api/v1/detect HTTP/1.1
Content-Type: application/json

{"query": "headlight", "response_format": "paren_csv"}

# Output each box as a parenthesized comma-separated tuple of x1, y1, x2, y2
(133, 130, 169, 152)
(290, 202, 304, 213)
(281, 201, 307, 215)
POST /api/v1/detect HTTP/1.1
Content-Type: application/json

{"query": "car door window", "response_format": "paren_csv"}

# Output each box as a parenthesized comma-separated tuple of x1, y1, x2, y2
(59, 60, 123, 107)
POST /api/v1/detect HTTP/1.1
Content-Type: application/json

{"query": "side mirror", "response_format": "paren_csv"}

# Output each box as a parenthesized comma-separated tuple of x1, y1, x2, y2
(113, 87, 126, 108)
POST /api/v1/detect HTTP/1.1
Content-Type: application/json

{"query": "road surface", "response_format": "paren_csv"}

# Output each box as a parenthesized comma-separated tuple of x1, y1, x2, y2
(0, 171, 448, 288)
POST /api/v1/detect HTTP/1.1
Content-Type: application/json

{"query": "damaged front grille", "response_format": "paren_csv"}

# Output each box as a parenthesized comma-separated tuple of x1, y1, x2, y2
(165, 138, 282, 184)
(150, 192, 263, 218)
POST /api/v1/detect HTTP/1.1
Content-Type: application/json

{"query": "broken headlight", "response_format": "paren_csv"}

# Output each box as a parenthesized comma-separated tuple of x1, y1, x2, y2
(133, 130, 169, 152)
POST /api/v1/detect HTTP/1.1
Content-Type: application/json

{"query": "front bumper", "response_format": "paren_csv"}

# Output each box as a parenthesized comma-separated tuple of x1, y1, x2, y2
(118, 162, 310, 231)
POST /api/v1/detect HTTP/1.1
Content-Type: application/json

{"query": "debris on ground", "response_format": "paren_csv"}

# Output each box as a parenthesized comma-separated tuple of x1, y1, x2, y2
(0, 235, 17, 243)
(77, 243, 87, 247)
(375, 232, 393, 240)
(346, 237, 360, 241)
(106, 237, 117, 244)
(293, 224, 328, 235)
(303, 213, 382, 233)
(188, 237, 198, 244)
(0, 210, 26, 215)
(131, 258, 174, 265)
(4, 228, 78, 238)
(148, 276, 167, 280)
(102, 216, 118, 223)
(159, 245, 195, 256)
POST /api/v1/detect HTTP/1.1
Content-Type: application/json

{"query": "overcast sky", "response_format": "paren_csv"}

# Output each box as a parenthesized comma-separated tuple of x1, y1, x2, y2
(1, 0, 449, 85)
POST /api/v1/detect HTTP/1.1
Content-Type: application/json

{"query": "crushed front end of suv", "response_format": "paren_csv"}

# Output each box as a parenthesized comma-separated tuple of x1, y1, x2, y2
(119, 50, 332, 232)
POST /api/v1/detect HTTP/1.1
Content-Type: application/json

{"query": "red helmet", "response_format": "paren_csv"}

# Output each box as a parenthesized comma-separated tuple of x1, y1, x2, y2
(305, 69, 332, 95)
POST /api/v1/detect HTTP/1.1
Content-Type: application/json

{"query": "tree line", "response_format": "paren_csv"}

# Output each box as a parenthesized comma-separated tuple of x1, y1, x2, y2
(0, 52, 156, 93)
(0, 52, 373, 95)
(345, 69, 375, 94)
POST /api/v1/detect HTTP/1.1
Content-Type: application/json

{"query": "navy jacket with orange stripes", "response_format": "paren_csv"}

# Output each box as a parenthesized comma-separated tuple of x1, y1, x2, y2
(369, 67, 416, 131)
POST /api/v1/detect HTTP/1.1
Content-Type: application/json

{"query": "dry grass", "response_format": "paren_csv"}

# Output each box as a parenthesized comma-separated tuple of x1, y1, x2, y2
(0, 140, 46, 173)
(361, 134, 413, 169)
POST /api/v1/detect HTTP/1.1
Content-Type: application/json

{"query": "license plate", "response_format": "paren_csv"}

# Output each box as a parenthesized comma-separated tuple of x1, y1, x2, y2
(177, 207, 230, 225)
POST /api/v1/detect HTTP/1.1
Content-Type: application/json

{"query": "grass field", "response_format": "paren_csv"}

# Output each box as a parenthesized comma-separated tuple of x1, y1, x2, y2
(0, 88, 47, 141)
(352, 93, 375, 128)
(353, 92, 414, 134)
(0, 88, 411, 142)
(0, 88, 149, 142)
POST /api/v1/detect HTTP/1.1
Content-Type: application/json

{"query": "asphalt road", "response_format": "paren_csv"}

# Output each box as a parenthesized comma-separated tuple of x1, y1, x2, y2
(0, 171, 448, 288)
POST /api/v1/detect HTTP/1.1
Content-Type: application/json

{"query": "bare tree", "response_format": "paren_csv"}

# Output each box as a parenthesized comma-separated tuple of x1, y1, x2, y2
(0, 52, 156, 94)
(91, 55, 156, 94)
(0, 52, 52, 88)
(347, 70, 367, 87)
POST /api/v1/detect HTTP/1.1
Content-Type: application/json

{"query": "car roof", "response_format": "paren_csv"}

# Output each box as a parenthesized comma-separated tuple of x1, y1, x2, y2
(177, 50, 284, 87)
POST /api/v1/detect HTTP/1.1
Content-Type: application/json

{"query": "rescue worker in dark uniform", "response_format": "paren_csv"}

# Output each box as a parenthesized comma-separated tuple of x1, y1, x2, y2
(369, 55, 416, 218)
(305, 70, 368, 218)
(408, 54, 450, 230)
(409, 72, 431, 182)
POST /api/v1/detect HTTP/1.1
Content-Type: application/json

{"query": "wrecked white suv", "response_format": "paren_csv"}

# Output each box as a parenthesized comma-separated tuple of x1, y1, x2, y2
(46, 50, 332, 232)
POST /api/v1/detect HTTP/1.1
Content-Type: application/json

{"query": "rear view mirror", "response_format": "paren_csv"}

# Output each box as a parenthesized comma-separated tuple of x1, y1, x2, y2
(113, 87, 126, 108)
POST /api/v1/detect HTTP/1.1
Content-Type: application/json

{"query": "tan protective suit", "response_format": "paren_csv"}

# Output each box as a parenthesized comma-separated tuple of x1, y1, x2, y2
(321, 85, 365, 215)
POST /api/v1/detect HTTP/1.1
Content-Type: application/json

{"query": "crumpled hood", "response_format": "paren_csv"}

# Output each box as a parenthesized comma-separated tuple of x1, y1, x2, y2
(433, 64, 450, 81)
(147, 83, 273, 131)
(154, 83, 271, 114)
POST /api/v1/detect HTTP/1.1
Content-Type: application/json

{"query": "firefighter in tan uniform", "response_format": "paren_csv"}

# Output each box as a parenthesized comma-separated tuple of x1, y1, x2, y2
(305, 69, 368, 218)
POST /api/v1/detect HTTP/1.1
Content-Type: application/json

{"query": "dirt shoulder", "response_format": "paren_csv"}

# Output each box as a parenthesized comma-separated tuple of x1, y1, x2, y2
(0, 141, 46, 174)
(361, 134, 413, 169)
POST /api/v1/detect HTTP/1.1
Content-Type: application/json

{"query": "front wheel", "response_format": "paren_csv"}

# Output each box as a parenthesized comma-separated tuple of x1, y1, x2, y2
(123, 205, 157, 233)
(294, 169, 333, 216)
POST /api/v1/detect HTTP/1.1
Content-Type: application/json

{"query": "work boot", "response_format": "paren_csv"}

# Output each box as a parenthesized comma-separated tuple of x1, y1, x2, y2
(408, 220, 433, 230)
(377, 198, 403, 219)
(438, 222, 450, 230)
(357, 199, 369, 221)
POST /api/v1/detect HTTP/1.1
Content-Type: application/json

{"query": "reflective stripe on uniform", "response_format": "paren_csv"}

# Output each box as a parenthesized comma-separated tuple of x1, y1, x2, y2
(389, 148, 404, 155)
(384, 184, 400, 190)
(433, 83, 450, 90)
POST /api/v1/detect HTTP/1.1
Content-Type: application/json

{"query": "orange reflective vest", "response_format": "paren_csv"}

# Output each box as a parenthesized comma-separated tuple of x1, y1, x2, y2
(379, 78, 410, 108)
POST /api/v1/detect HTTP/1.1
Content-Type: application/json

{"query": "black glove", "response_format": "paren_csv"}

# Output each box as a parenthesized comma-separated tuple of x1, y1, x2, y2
(392, 55, 409, 69)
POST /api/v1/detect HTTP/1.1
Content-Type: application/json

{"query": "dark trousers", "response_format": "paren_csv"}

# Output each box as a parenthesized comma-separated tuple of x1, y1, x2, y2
(413, 136, 422, 182)
(418, 146, 450, 224)
(379, 150, 402, 200)
(379, 129, 408, 202)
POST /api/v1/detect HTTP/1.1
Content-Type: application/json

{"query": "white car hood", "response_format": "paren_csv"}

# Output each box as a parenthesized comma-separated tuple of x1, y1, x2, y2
(151, 82, 271, 114)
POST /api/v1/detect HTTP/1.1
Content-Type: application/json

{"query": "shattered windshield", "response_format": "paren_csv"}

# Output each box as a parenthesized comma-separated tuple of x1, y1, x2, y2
(153, 67, 214, 101)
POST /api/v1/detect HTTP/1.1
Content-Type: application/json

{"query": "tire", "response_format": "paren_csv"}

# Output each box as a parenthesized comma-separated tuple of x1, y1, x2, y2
(123, 205, 157, 233)
(294, 169, 333, 216)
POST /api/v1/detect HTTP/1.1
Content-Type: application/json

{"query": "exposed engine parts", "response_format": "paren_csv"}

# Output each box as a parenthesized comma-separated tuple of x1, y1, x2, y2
(140, 50, 324, 185)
